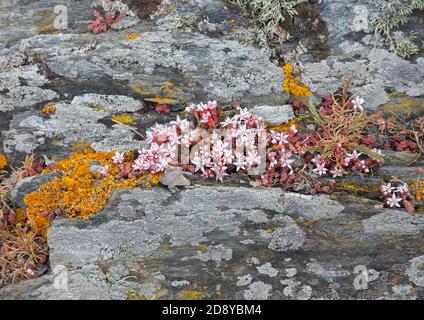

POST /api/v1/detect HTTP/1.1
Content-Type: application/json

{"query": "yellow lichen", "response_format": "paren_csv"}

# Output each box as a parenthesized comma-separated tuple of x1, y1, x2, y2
(111, 114, 137, 125)
(0, 154, 7, 170)
(124, 34, 140, 40)
(42, 104, 56, 114)
(147, 97, 178, 104)
(335, 181, 380, 194)
(268, 118, 298, 132)
(282, 64, 312, 97)
(383, 96, 424, 114)
(410, 181, 424, 201)
(180, 290, 205, 300)
(23, 149, 159, 238)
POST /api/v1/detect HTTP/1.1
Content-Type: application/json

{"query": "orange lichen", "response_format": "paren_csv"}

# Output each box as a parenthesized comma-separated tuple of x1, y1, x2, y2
(124, 33, 140, 40)
(111, 114, 137, 125)
(268, 118, 298, 132)
(42, 104, 56, 114)
(411, 181, 424, 201)
(179, 290, 205, 300)
(23, 149, 159, 238)
(282, 64, 312, 97)
(148, 97, 178, 104)
(0, 154, 7, 170)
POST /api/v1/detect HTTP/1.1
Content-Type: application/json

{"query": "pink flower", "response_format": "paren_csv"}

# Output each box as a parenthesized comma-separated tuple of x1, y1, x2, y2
(211, 164, 228, 182)
(279, 150, 294, 170)
(270, 131, 289, 145)
(380, 183, 393, 196)
(396, 183, 409, 194)
(313, 162, 328, 176)
(386, 193, 402, 208)
(346, 149, 362, 161)
(112, 151, 124, 164)
(201, 169, 214, 179)
(352, 96, 365, 111)
(234, 152, 246, 171)
(330, 167, 343, 178)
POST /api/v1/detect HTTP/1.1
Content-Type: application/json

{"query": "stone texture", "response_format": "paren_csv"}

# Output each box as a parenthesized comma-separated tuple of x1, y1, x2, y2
(1, 0, 424, 301)
(251, 105, 295, 125)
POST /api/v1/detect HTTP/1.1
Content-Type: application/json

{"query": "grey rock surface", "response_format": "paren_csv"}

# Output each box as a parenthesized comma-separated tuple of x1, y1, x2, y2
(1, 0, 424, 300)
(251, 105, 295, 125)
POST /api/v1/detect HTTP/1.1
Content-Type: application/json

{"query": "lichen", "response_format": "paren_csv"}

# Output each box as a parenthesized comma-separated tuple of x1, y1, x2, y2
(179, 290, 205, 300)
(0, 154, 7, 170)
(373, 0, 424, 58)
(335, 181, 380, 194)
(23, 149, 160, 238)
(282, 64, 311, 97)
(124, 33, 140, 40)
(228, 0, 307, 39)
(42, 104, 56, 114)
(111, 114, 137, 125)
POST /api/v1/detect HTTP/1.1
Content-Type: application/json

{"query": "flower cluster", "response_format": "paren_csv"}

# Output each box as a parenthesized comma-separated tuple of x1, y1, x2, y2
(380, 180, 415, 213)
(186, 101, 219, 127)
(105, 100, 383, 191)
(88, 10, 124, 33)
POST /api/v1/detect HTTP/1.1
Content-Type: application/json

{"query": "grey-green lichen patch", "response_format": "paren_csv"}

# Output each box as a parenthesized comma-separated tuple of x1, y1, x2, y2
(0, 58, 58, 112)
(3, 94, 146, 156)
(362, 210, 424, 235)
(392, 284, 415, 299)
(256, 263, 278, 277)
(263, 221, 306, 252)
(306, 262, 351, 282)
(303, 49, 424, 110)
(285, 268, 297, 278)
(406, 256, 424, 287)
(280, 279, 312, 300)
(236, 274, 253, 287)
(243, 281, 272, 300)
(190, 244, 233, 263)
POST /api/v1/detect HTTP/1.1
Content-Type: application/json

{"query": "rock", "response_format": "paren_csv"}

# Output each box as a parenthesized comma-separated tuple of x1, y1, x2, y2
(267, 225, 305, 252)
(281, 193, 345, 220)
(10, 172, 60, 210)
(110, 16, 140, 30)
(191, 244, 233, 263)
(406, 256, 424, 287)
(159, 167, 190, 188)
(306, 263, 351, 282)
(285, 268, 297, 278)
(236, 274, 252, 287)
(243, 281, 272, 300)
(251, 105, 295, 125)
(256, 263, 279, 278)
(362, 211, 424, 236)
